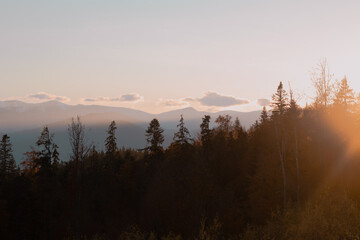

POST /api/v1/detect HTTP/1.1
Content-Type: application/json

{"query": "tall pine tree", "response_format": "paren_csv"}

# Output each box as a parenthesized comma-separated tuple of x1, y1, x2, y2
(200, 115, 212, 146)
(105, 121, 117, 155)
(271, 81, 289, 117)
(0, 134, 16, 177)
(145, 118, 164, 154)
(271, 81, 289, 209)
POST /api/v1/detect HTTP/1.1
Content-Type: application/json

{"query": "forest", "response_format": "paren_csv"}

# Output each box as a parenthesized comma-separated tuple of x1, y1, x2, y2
(3, 62, 360, 239)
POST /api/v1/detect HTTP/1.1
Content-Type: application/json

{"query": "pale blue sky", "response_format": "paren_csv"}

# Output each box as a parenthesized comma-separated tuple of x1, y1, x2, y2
(1, 0, 360, 113)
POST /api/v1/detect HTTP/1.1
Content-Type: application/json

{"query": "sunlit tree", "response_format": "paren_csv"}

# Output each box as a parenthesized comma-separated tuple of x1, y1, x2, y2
(271, 81, 289, 117)
(312, 59, 333, 108)
(333, 76, 355, 110)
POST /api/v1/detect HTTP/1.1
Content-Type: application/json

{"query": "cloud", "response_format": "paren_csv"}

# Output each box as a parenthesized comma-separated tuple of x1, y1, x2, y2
(257, 98, 270, 106)
(83, 93, 143, 103)
(82, 98, 97, 102)
(197, 92, 249, 107)
(119, 94, 142, 102)
(157, 98, 190, 108)
(26, 92, 70, 102)
(158, 92, 250, 110)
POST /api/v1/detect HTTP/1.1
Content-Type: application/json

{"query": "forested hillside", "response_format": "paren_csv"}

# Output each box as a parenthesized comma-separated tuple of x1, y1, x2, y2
(0, 102, 260, 162)
(2, 73, 360, 239)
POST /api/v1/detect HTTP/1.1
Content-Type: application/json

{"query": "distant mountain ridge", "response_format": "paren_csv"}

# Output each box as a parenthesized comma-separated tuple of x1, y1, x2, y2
(0, 101, 261, 162)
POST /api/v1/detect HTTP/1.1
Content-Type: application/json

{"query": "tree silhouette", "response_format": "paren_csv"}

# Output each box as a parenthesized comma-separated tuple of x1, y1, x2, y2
(68, 116, 90, 163)
(0, 134, 16, 178)
(36, 126, 59, 169)
(215, 115, 232, 137)
(145, 118, 164, 154)
(233, 117, 246, 141)
(173, 114, 192, 146)
(271, 81, 289, 209)
(105, 121, 118, 155)
(200, 115, 212, 147)
(260, 106, 269, 125)
(271, 82, 288, 117)
(68, 116, 90, 239)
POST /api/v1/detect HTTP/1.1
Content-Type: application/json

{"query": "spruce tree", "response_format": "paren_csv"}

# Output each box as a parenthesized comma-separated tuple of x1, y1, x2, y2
(271, 81, 289, 117)
(0, 134, 16, 177)
(173, 114, 192, 145)
(145, 118, 164, 154)
(37, 127, 52, 159)
(200, 115, 212, 146)
(233, 117, 246, 141)
(260, 106, 269, 125)
(271, 81, 289, 209)
(333, 76, 355, 110)
(105, 121, 117, 155)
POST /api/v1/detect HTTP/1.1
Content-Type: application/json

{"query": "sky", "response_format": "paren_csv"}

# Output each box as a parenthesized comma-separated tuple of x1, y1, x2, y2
(1, 0, 360, 113)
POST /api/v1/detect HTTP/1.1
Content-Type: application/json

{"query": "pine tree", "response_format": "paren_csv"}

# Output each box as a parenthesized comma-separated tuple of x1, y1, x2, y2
(333, 76, 355, 110)
(0, 134, 16, 177)
(145, 118, 164, 154)
(105, 121, 117, 155)
(200, 115, 212, 146)
(271, 82, 289, 209)
(271, 82, 289, 117)
(233, 117, 246, 141)
(37, 127, 52, 160)
(260, 106, 269, 125)
(173, 114, 192, 146)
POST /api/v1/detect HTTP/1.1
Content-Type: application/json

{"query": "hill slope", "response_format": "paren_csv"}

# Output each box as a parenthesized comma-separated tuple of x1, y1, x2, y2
(0, 101, 261, 162)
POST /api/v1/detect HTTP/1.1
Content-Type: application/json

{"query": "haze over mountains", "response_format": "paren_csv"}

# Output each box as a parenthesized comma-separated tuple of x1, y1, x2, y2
(0, 100, 261, 163)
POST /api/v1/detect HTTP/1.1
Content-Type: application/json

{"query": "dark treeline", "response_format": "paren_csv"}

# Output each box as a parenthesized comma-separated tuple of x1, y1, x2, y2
(3, 62, 360, 239)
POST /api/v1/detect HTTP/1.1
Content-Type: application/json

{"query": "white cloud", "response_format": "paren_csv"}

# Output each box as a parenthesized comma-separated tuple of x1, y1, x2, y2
(25, 92, 70, 103)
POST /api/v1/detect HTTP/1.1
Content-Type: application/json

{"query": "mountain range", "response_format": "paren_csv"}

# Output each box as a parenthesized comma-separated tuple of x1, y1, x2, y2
(0, 100, 261, 163)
